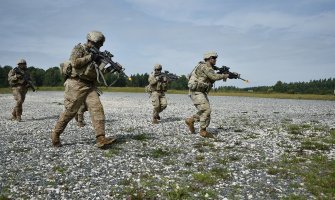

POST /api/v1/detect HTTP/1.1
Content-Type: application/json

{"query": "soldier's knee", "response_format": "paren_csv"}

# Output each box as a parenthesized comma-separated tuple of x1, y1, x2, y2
(17, 101, 24, 106)
(161, 104, 167, 110)
(203, 108, 211, 117)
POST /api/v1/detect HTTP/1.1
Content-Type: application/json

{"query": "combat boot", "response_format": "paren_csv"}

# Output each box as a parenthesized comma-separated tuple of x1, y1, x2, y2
(11, 109, 17, 121)
(185, 118, 195, 134)
(77, 121, 86, 127)
(200, 128, 214, 138)
(76, 113, 86, 127)
(152, 116, 159, 124)
(96, 135, 116, 148)
(51, 130, 62, 147)
(74, 113, 79, 122)
(16, 115, 22, 122)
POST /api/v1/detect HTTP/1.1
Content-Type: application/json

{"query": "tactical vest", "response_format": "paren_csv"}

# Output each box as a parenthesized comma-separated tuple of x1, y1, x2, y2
(188, 61, 213, 93)
(70, 43, 99, 82)
(148, 73, 167, 92)
(8, 67, 26, 86)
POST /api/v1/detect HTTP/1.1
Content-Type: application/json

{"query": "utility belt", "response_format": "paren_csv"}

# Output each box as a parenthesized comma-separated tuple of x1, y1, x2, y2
(10, 83, 26, 88)
(69, 77, 103, 95)
(70, 77, 94, 85)
(153, 90, 166, 93)
(189, 81, 211, 93)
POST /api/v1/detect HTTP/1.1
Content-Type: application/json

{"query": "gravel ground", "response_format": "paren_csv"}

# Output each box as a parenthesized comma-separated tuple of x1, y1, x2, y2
(0, 91, 334, 199)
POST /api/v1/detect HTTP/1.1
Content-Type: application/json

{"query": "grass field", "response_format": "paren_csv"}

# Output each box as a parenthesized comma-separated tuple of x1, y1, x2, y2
(1, 87, 334, 101)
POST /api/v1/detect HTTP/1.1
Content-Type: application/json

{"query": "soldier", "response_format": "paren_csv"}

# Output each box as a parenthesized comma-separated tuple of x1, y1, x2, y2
(148, 64, 168, 124)
(8, 59, 35, 121)
(185, 51, 231, 138)
(51, 31, 115, 148)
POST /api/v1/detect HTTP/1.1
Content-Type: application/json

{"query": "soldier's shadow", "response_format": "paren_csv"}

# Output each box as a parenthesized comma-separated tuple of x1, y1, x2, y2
(62, 138, 95, 146)
(105, 119, 117, 123)
(26, 115, 60, 121)
(106, 133, 156, 147)
(62, 139, 116, 150)
(192, 127, 222, 137)
(160, 117, 183, 123)
(61, 133, 154, 150)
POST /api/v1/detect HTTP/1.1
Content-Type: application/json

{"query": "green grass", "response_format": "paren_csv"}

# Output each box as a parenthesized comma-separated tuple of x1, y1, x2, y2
(166, 184, 191, 199)
(287, 124, 303, 135)
(52, 166, 67, 174)
(103, 147, 122, 158)
(132, 133, 150, 141)
(0, 195, 11, 200)
(268, 150, 335, 198)
(192, 167, 231, 186)
(1, 87, 334, 100)
(150, 148, 171, 158)
(300, 139, 330, 151)
(192, 172, 216, 186)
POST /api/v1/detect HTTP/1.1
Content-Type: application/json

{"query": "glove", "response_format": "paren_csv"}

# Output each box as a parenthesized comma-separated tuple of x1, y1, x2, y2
(228, 72, 240, 79)
(91, 53, 100, 62)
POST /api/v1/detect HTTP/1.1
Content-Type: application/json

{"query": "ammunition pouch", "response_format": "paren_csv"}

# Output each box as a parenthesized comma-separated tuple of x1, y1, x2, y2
(188, 81, 211, 93)
(59, 61, 72, 79)
(188, 81, 198, 91)
(196, 82, 211, 93)
(145, 85, 153, 93)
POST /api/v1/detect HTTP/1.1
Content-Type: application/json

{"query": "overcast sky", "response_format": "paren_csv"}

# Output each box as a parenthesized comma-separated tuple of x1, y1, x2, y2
(0, 0, 334, 87)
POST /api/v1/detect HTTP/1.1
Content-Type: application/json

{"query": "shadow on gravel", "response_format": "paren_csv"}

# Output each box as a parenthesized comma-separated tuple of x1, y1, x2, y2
(112, 133, 155, 145)
(26, 115, 60, 121)
(61, 138, 95, 146)
(160, 117, 183, 123)
(105, 119, 117, 123)
(206, 128, 223, 136)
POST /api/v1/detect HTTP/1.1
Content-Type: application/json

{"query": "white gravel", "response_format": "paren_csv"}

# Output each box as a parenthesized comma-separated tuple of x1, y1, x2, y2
(0, 91, 334, 199)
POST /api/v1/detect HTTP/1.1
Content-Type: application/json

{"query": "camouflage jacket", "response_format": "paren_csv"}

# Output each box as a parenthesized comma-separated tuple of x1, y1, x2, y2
(148, 72, 168, 92)
(70, 43, 101, 83)
(8, 67, 31, 87)
(188, 61, 226, 93)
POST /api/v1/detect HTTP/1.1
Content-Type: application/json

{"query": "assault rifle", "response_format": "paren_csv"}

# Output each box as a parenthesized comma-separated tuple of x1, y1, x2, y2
(214, 66, 248, 82)
(89, 46, 126, 75)
(157, 71, 180, 82)
(14, 68, 36, 92)
(89, 46, 129, 86)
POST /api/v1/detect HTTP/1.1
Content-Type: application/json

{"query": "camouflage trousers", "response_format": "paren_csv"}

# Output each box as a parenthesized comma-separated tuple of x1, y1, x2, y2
(53, 78, 105, 137)
(11, 86, 28, 118)
(189, 91, 211, 129)
(151, 91, 167, 118)
(75, 104, 87, 123)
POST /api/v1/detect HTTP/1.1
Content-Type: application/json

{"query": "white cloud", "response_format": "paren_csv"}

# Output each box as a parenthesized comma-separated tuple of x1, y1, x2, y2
(0, 0, 334, 87)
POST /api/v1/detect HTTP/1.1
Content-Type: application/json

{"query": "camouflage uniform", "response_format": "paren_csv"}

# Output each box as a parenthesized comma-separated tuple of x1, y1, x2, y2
(52, 31, 115, 148)
(74, 103, 87, 127)
(148, 64, 168, 124)
(7, 59, 33, 121)
(185, 52, 228, 137)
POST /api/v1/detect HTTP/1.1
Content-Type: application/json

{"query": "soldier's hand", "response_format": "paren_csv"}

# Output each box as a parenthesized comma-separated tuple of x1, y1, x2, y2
(223, 74, 230, 79)
(90, 53, 100, 62)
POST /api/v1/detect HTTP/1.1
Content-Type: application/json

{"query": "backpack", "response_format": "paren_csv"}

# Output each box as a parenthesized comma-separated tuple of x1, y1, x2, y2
(59, 61, 72, 79)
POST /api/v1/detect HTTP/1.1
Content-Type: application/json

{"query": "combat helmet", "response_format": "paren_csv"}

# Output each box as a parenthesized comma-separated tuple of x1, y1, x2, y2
(203, 51, 218, 60)
(17, 59, 27, 65)
(154, 63, 162, 71)
(87, 31, 105, 44)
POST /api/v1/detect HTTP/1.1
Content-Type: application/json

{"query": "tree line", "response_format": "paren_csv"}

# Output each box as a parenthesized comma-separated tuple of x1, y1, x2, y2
(0, 65, 188, 89)
(1, 65, 333, 94)
(217, 79, 335, 95)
